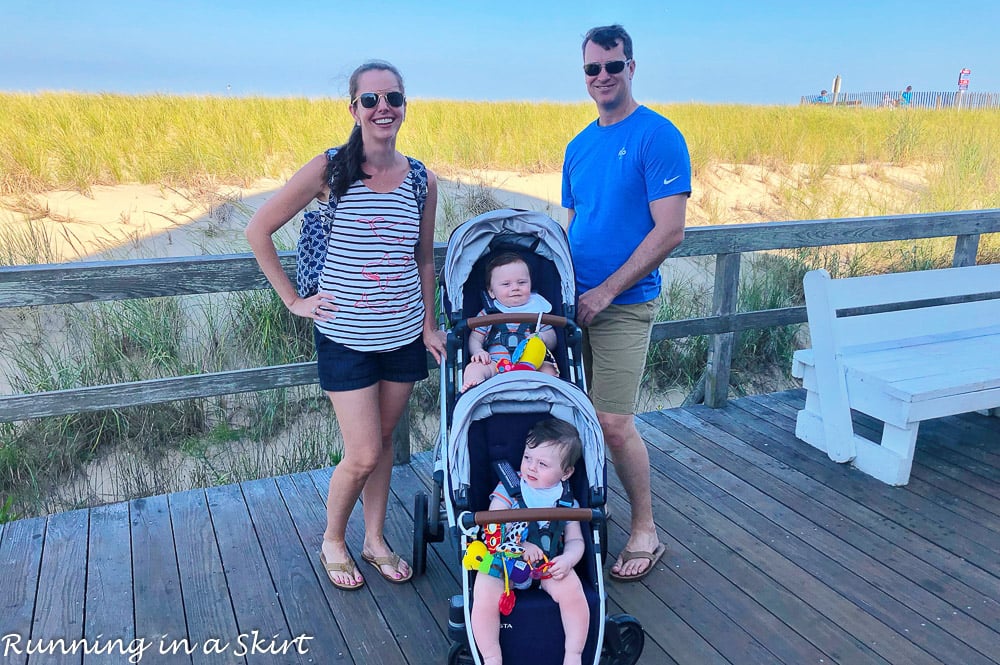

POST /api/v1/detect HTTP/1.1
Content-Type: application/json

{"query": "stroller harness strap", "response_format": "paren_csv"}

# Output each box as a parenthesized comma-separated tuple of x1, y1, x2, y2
(481, 320, 536, 360)
(491, 460, 574, 559)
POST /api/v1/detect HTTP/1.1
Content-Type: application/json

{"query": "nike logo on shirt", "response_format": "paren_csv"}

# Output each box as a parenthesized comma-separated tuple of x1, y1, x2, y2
(663, 176, 680, 185)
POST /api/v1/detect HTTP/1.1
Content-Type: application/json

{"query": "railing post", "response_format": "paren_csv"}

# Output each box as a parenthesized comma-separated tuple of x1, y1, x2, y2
(953, 233, 980, 267)
(704, 253, 741, 408)
(392, 403, 411, 465)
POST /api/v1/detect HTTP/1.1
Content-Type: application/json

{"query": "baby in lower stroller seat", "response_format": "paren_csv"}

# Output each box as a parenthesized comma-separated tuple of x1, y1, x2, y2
(462, 252, 559, 391)
(470, 418, 589, 665)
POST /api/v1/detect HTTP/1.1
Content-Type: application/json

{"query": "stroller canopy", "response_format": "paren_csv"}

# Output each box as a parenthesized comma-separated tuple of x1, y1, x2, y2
(447, 372, 605, 504)
(442, 208, 575, 316)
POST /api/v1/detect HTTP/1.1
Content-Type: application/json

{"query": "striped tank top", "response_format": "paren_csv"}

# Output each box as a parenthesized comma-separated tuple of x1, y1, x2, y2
(314, 173, 424, 352)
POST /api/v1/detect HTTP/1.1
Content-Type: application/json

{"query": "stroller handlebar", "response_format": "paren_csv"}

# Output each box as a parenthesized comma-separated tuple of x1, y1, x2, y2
(460, 313, 570, 332)
(462, 507, 601, 528)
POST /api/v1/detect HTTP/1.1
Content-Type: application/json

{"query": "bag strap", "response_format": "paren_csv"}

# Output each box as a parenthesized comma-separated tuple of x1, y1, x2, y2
(323, 147, 341, 207)
(406, 156, 429, 218)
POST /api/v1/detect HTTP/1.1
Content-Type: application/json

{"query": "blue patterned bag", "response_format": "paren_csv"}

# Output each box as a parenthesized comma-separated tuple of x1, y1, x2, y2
(295, 149, 429, 297)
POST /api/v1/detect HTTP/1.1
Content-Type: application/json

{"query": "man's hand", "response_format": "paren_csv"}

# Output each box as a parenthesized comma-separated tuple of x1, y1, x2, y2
(577, 285, 614, 326)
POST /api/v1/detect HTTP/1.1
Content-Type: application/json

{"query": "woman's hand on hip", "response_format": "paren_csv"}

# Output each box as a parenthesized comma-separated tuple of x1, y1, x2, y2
(292, 292, 338, 321)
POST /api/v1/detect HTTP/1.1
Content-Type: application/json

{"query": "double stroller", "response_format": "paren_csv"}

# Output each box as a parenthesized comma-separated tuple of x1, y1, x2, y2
(412, 209, 644, 665)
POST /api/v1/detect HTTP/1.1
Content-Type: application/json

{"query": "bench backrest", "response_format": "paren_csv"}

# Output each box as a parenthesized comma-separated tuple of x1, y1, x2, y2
(804, 264, 1000, 351)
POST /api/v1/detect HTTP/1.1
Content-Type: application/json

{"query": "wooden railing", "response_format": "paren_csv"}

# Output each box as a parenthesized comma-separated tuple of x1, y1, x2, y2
(2, 209, 998, 461)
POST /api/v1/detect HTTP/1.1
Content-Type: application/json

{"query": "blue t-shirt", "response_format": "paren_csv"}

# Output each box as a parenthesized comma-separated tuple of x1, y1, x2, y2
(562, 106, 691, 305)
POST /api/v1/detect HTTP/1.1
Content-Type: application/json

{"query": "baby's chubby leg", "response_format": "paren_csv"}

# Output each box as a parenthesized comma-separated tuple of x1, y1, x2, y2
(542, 572, 589, 665)
(462, 361, 497, 391)
(471, 574, 505, 665)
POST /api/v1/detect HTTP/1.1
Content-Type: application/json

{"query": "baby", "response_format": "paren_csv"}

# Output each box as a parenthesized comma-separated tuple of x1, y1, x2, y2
(470, 418, 590, 665)
(462, 253, 558, 391)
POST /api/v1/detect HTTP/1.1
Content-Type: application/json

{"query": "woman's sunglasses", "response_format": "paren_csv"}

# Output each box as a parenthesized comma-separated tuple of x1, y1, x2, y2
(583, 59, 631, 77)
(353, 91, 406, 109)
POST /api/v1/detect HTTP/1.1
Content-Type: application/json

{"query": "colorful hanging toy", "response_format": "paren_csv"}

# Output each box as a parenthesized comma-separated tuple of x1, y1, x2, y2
(463, 523, 555, 615)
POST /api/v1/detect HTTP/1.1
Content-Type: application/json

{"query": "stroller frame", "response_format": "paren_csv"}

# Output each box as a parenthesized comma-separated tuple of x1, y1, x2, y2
(412, 209, 645, 665)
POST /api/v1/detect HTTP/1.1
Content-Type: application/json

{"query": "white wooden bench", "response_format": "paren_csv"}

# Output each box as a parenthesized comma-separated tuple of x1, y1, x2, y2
(791, 263, 1000, 485)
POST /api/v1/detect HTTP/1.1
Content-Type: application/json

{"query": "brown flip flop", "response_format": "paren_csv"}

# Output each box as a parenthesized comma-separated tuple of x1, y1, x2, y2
(609, 543, 666, 582)
(320, 551, 364, 590)
(361, 551, 413, 584)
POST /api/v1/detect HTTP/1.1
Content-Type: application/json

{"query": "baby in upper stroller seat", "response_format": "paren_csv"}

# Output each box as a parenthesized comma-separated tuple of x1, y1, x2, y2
(470, 418, 589, 665)
(462, 252, 559, 391)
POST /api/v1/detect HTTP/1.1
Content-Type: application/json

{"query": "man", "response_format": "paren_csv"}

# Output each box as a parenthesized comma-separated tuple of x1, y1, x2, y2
(562, 24, 690, 581)
(900, 85, 913, 107)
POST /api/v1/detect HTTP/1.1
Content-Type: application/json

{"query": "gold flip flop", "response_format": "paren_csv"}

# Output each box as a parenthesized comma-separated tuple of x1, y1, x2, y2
(320, 551, 364, 590)
(361, 550, 413, 584)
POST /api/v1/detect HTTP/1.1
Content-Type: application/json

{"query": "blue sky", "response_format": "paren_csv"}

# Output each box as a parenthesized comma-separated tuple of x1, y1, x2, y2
(2, 1, 997, 104)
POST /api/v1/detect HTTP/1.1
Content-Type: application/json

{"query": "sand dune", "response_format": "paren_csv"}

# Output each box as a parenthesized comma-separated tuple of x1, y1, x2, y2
(0, 162, 930, 266)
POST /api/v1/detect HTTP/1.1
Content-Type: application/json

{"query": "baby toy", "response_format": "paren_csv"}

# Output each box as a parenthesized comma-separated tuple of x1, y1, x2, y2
(463, 522, 555, 615)
(496, 335, 547, 374)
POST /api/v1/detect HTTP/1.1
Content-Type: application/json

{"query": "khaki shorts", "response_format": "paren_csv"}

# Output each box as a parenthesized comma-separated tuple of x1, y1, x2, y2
(582, 300, 656, 415)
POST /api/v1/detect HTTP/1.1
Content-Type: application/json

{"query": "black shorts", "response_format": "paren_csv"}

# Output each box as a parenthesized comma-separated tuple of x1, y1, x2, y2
(314, 330, 429, 392)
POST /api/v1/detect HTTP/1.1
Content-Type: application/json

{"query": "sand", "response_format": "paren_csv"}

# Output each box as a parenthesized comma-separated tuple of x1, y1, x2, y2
(0, 161, 930, 266)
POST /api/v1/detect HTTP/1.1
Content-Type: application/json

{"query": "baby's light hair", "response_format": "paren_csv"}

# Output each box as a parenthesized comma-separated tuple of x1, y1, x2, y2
(525, 418, 582, 471)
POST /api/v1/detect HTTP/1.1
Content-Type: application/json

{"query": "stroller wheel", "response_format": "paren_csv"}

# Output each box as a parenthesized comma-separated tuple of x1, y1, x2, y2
(413, 492, 429, 576)
(447, 641, 475, 665)
(600, 614, 644, 665)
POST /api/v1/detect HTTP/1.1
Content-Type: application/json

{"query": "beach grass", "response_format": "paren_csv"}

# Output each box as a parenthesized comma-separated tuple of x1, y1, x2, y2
(4, 93, 1000, 199)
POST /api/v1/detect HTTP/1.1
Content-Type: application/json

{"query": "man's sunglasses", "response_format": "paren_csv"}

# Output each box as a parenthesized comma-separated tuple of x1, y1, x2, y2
(353, 91, 406, 109)
(583, 59, 631, 77)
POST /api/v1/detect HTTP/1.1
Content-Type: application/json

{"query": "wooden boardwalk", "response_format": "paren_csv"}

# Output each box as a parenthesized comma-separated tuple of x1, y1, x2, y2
(1, 389, 998, 665)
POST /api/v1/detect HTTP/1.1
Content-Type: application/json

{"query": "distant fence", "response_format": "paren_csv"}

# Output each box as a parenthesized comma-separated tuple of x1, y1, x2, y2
(800, 90, 1000, 110)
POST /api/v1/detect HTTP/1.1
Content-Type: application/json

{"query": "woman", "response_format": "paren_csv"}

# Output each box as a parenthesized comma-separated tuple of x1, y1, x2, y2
(245, 60, 445, 590)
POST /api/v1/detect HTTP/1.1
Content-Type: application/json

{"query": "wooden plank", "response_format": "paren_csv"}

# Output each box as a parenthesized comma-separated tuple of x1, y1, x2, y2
(953, 233, 981, 267)
(650, 305, 806, 343)
(704, 252, 740, 407)
(824, 264, 1000, 310)
(0, 254, 293, 307)
(31, 509, 89, 665)
(0, 516, 45, 665)
(601, 503, 734, 665)
(727, 395, 1000, 628)
(744, 396, 1000, 555)
(205, 482, 311, 665)
(84, 502, 134, 665)
(240, 477, 351, 664)
(3, 213, 998, 309)
(306, 468, 452, 664)
(768, 392, 1000, 529)
(168, 489, 245, 665)
(389, 455, 465, 639)
(279, 469, 406, 665)
(669, 210, 1000, 258)
(602, 474, 793, 664)
(0, 363, 318, 422)
(633, 416, 917, 665)
(0, 245, 448, 308)
(130, 494, 190, 664)
(642, 409, 1000, 664)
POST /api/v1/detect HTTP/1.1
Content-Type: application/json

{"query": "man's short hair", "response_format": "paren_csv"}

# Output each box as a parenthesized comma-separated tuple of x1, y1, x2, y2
(582, 24, 633, 60)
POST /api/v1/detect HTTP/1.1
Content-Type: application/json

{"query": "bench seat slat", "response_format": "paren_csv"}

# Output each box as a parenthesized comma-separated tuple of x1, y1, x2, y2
(824, 263, 1000, 310)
